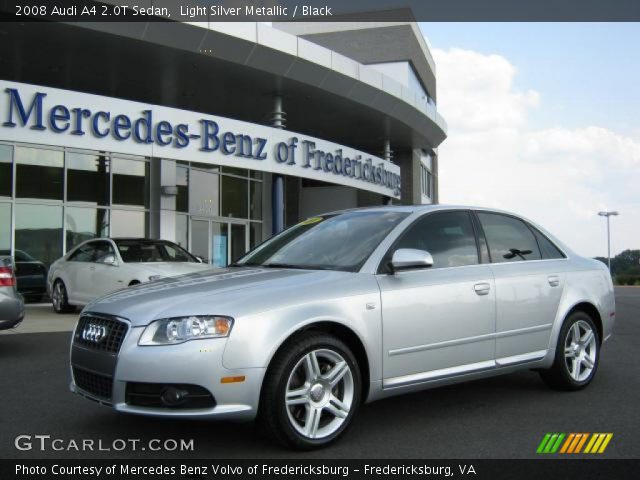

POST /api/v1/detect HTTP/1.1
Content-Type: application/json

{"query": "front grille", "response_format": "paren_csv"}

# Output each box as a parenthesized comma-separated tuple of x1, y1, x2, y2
(74, 314, 128, 354)
(73, 366, 113, 400)
(126, 382, 216, 409)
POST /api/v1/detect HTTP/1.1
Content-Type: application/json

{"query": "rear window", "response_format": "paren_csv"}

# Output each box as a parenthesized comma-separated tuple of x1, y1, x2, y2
(531, 228, 566, 259)
(477, 212, 542, 263)
(116, 241, 196, 263)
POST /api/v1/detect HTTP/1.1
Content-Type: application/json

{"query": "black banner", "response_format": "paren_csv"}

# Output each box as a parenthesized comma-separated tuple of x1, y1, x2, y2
(1, 459, 639, 480)
(2, 0, 640, 22)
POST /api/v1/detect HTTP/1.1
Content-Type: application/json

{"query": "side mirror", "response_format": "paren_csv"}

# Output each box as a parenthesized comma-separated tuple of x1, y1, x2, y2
(390, 248, 434, 272)
(100, 254, 118, 266)
(195, 255, 206, 264)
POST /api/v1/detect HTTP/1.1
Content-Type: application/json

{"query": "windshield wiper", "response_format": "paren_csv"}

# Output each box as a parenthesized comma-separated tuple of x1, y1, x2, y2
(262, 263, 310, 269)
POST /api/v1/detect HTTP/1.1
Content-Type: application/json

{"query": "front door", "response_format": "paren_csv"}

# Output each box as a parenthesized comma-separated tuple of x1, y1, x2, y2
(377, 210, 497, 388)
(190, 218, 248, 267)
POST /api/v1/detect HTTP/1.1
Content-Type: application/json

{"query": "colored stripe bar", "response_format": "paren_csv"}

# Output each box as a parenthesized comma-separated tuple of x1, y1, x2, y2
(598, 434, 613, 453)
(590, 434, 607, 453)
(550, 433, 566, 453)
(574, 433, 589, 453)
(584, 433, 599, 453)
(566, 433, 581, 453)
(543, 434, 559, 453)
(560, 433, 575, 454)
(537, 433, 552, 453)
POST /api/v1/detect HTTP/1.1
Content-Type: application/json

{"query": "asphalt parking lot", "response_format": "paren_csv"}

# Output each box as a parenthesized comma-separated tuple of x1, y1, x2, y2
(1, 288, 638, 459)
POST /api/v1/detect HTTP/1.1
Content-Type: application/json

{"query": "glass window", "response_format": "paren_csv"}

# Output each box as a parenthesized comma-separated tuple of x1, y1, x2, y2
(15, 204, 63, 268)
(112, 158, 149, 208)
(0, 203, 10, 250)
(93, 240, 116, 263)
(189, 169, 219, 216)
(250, 181, 262, 221)
(477, 212, 542, 262)
(221, 175, 248, 219)
(250, 223, 262, 249)
(15, 147, 64, 200)
(222, 166, 248, 177)
(66, 152, 110, 205)
(190, 219, 210, 264)
(237, 211, 409, 272)
(176, 165, 189, 213)
(392, 211, 479, 269)
(532, 228, 565, 259)
(0, 145, 12, 197)
(230, 223, 246, 262)
(69, 242, 97, 262)
(65, 207, 109, 251)
(211, 221, 228, 268)
(175, 214, 188, 250)
(250, 170, 263, 180)
(110, 210, 148, 238)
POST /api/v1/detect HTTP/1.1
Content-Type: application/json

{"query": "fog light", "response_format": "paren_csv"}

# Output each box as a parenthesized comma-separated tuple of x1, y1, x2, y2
(160, 387, 189, 407)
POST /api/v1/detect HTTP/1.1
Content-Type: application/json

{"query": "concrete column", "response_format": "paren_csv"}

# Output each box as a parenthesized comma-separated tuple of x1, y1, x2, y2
(153, 159, 177, 241)
(383, 139, 393, 204)
(270, 95, 286, 234)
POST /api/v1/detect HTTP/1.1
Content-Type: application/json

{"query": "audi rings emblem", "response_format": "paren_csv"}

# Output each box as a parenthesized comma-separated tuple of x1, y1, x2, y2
(82, 324, 108, 343)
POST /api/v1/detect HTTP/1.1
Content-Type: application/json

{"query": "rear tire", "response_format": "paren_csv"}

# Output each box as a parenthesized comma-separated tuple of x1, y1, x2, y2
(258, 332, 361, 450)
(51, 280, 75, 314)
(540, 311, 600, 391)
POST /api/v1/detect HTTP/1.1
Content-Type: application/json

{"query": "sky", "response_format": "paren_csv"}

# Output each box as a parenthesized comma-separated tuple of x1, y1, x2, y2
(418, 23, 639, 258)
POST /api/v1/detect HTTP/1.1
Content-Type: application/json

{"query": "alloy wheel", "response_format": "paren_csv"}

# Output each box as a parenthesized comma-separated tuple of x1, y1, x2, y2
(52, 282, 63, 311)
(564, 320, 597, 382)
(285, 349, 354, 440)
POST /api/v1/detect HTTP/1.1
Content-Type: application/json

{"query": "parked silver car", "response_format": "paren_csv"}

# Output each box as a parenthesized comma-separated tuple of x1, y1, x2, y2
(0, 256, 25, 330)
(70, 206, 615, 449)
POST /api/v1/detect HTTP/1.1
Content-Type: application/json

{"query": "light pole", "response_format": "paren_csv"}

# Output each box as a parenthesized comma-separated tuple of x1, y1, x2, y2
(598, 211, 619, 273)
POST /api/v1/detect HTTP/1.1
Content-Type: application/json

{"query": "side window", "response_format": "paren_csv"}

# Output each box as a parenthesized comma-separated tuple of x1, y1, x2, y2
(531, 228, 565, 259)
(68, 242, 97, 262)
(477, 212, 541, 262)
(391, 211, 479, 269)
(93, 241, 116, 263)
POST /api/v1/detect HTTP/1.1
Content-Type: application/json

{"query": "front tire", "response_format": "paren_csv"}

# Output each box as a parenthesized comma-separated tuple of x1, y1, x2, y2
(540, 311, 600, 390)
(259, 332, 361, 450)
(51, 280, 75, 314)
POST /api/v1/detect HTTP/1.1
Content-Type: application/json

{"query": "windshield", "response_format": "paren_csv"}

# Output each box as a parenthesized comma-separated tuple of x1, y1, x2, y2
(115, 240, 197, 263)
(235, 210, 409, 272)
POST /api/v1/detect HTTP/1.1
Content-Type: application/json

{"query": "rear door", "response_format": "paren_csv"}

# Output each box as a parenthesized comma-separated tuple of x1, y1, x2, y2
(475, 211, 567, 366)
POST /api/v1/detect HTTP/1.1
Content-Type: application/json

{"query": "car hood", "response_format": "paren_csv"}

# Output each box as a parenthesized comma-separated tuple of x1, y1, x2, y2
(84, 267, 368, 326)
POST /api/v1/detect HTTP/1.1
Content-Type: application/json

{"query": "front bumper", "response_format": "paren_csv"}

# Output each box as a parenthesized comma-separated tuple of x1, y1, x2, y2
(70, 316, 265, 421)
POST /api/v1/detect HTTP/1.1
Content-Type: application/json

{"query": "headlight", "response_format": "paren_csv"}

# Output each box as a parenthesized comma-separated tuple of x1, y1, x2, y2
(148, 275, 164, 282)
(139, 316, 233, 345)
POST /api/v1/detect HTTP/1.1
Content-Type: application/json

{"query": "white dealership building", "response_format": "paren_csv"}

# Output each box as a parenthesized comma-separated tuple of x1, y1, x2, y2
(0, 17, 446, 276)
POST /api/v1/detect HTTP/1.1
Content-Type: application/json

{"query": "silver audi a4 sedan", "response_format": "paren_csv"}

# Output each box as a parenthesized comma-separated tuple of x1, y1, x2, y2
(70, 206, 615, 449)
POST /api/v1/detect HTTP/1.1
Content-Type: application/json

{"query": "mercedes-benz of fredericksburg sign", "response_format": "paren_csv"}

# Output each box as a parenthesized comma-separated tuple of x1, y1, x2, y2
(0, 81, 402, 198)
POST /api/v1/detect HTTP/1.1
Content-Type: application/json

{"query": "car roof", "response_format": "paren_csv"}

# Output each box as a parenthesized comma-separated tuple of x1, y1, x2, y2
(323, 204, 521, 217)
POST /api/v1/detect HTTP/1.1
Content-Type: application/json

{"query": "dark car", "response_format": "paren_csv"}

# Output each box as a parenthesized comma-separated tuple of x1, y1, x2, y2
(0, 249, 48, 301)
(0, 256, 25, 330)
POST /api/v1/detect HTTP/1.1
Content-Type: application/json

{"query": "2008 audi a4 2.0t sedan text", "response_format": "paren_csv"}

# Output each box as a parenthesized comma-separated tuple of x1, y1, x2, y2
(70, 205, 615, 449)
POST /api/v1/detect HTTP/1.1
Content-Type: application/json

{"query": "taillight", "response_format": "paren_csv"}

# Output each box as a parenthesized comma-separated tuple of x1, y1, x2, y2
(0, 266, 16, 287)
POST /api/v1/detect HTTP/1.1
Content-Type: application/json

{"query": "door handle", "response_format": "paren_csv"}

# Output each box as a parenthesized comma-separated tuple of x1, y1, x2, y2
(548, 275, 560, 287)
(89, 266, 96, 271)
(474, 282, 491, 295)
